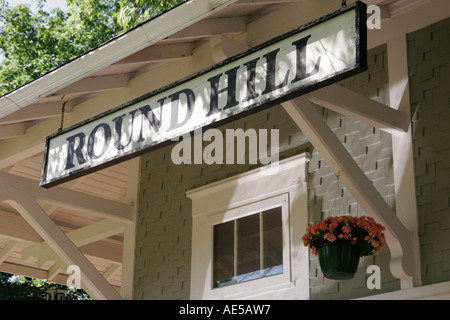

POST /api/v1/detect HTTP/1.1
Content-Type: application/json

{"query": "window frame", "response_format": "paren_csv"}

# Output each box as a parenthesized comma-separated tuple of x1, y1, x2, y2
(212, 194, 289, 289)
(187, 153, 310, 300)
(213, 204, 285, 288)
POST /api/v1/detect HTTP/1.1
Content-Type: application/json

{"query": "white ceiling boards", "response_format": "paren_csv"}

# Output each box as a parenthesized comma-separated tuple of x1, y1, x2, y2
(40, 2, 367, 188)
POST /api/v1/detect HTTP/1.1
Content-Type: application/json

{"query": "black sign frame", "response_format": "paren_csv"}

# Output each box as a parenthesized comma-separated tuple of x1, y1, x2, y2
(40, 1, 367, 188)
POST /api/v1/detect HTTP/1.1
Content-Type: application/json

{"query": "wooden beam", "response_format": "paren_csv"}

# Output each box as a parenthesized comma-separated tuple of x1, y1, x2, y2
(3, 186, 123, 300)
(114, 43, 193, 65)
(0, 240, 18, 264)
(166, 17, 247, 41)
(0, 261, 48, 280)
(210, 35, 250, 63)
(282, 96, 416, 281)
(80, 241, 123, 264)
(21, 219, 126, 263)
(0, 102, 73, 125)
(119, 157, 140, 300)
(103, 263, 120, 280)
(367, 0, 450, 49)
(0, 210, 42, 243)
(308, 84, 409, 134)
(0, 123, 27, 139)
(387, 35, 421, 288)
(0, 172, 133, 222)
(55, 75, 129, 96)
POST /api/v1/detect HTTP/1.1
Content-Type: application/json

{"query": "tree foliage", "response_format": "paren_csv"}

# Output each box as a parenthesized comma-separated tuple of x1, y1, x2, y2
(0, 0, 183, 298)
(0, 272, 90, 300)
(0, 0, 184, 95)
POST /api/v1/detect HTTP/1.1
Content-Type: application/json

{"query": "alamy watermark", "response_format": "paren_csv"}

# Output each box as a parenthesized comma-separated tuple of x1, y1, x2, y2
(367, 5, 382, 30)
(171, 128, 280, 175)
(66, 265, 81, 288)
(366, 265, 381, 289)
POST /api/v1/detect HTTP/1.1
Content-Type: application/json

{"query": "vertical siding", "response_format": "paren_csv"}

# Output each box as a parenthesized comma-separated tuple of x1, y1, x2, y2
(308, 45, 401, 299)
(134, 29, 448, 298)
(134, 106, 308, 299)
(409, 18, 450, 285)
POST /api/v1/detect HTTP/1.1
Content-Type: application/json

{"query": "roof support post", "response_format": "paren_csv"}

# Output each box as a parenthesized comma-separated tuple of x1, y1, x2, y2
(0, 184, 123, 300)
(282, 96, 416, 282)
(387, 34, 421, 288)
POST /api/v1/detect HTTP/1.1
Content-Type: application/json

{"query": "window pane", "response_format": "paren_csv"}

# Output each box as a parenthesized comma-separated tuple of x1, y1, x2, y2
(213, 206, 283, 288)
(263, 207, 283, 275)
(213, 221, 234, 287)
(236, 214, 260, 280)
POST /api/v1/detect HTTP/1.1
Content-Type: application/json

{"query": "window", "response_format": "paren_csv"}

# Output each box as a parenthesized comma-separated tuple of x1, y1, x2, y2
(213, 206, 283, 288)
(187, 153, 310, 299)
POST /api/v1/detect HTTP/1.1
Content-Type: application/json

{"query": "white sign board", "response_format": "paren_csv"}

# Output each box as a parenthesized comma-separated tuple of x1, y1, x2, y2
(41, 2, 367, 188)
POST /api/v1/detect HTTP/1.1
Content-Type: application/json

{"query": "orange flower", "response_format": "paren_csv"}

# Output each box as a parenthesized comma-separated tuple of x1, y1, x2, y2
(342, 225, 351, 233)
(302, 215, 386, 257)
(324, 233, 336, 242)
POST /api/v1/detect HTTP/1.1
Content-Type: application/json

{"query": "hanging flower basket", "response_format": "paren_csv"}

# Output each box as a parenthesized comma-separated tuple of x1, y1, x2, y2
(302, 215, 386, 280)
(317, 243, 361, 280)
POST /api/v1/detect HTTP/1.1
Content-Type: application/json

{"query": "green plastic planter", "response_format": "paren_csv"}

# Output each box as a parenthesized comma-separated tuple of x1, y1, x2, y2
(318, 243, 361, 280)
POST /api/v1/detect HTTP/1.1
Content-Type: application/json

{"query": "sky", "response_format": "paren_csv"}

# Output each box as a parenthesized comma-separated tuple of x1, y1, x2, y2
(6, 0, 67, 12)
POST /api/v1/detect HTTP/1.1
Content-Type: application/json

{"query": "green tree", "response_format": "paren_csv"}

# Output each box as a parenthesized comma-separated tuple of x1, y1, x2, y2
(0, 0, 184, 95)
(0, 272, 91, 300)
(116, 0, 184, 30)
(0, 0, 182, 298)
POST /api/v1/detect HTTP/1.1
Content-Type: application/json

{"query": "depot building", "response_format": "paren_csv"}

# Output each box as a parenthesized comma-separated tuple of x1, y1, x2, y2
(0, 0, 449, 300)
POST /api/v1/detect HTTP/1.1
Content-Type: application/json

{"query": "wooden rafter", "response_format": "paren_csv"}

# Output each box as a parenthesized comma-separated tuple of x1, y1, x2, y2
(0, 102, 73, 126)
(0, 172, 133, 222)
(114, 43, 194, 65)
(307, 84, 409, 134)
(282, 96, 416, 282)
(0, 123, 27, 140)
(21, 219, 126, 264)
(165, 17, 248, 42)
(0, 181, 124, 300)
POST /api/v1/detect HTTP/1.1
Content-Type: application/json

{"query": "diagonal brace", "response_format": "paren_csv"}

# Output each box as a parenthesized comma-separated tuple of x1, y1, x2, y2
(2, 184, 123, 300)
(282, 96, 416, 281)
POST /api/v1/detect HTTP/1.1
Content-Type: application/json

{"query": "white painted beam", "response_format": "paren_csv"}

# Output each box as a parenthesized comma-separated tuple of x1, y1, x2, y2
(55, 75, 129, 96)
(367, 0, 450, 49)
(0, 210, 42, 243)
(0, 102, 73, 125)
(0, 261, 48, 280)
(3, 187, 123, 300)
(103, 264, 120, 280)
(0, 172, 133, 222)
(308, 84, 409, 134)
(0, 240, 18, 264)
(210, 35, 250, 63)
(0, 209, 123, 264)
(21, 219, 126, 263)
(166, 17, 247, 41)
(282, 96, 416, 281)
(388, 35, 421, 288)
(114, 43, 193, 65)
(0, 123, 27, 139)
(118, 157, 140, 299)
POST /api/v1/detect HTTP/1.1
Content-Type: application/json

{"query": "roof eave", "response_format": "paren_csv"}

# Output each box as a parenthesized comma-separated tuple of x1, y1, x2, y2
(0, 0, 239, 119)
